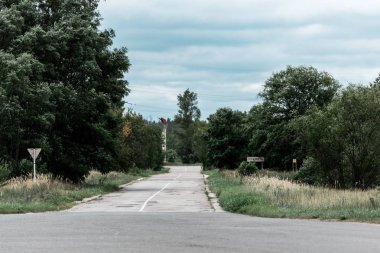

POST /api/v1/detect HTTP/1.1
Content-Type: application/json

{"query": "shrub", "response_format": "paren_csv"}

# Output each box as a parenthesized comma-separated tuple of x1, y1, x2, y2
(238, 161, 258, 177)
(0, 160, 11, 183)
(294, 157, 323, 185)
(238, 161, 258, 183)
(166, 149, 177, 163)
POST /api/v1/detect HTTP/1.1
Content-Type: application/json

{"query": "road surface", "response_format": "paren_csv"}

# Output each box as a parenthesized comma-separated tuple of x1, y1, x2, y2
(0, 166, 379, 253)
(70, 166, 212, 212)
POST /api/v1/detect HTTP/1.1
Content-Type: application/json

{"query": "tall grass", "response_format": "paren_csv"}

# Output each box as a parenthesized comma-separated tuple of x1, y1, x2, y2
(0, 168, 169, 213)
(207, 170, 380, 222)
(244, 174, 380, 210)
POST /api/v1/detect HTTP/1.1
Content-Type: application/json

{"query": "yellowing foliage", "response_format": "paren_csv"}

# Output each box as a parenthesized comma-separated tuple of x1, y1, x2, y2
(122, 122, 132, 138)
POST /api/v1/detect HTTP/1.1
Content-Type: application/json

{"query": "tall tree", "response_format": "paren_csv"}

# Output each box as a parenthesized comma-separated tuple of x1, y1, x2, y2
(294, 84, 380, 188)
(206, 108, 248, 169)
(249, 66, 340, 169)
(174, 89, 201, 163)
(192, 120, 208, 165)
(120, 111, 163, 170)
(260, 66, 340, 121)
(0, 0, 130, 181)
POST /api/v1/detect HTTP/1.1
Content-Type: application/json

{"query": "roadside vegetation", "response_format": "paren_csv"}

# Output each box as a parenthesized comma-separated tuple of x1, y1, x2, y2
(0, 1, 165, 183)
(198, 67, 380, 189)
(0, 168, 169, 214)
(207, 170, 380, 223)
(1, 0, 380, 221)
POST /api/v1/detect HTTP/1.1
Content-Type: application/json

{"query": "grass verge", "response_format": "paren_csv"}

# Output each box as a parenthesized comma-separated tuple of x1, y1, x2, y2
(0, 168, 169, 214)
(206, 169, 380, 223)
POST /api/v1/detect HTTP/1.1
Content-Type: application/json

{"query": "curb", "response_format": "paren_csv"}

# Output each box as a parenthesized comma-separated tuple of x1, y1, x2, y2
(74, 195, 101, 204)
(73, 177, 145, 205)
(203, 174, 224, 212)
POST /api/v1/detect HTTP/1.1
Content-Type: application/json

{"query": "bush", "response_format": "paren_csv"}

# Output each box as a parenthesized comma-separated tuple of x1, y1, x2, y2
(166, 149, 177, 163)
(236, 162, 257, 184)
(238, 161, 258, 177)
(294, 157, 323, 185)
(0, 160, 11, 183)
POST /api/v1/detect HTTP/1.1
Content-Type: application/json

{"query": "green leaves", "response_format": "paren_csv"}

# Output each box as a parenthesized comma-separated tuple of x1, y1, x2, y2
(0, 0, 130, 181)
(261, 66, 340, 120)
(174, 89, 201, 164)
(294, 85, 380, 188)
(248, 66, 340, 169)
(206, 108, 248, 169)
(120, 112, 163, 170)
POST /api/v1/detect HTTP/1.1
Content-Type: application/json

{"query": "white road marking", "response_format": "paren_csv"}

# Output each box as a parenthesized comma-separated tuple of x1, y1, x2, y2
(139, 174, 182, 212)
(139, 182, 171, 212)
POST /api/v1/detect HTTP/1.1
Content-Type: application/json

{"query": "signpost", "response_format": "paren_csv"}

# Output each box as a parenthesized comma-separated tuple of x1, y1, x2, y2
(27, 148, 41, 182)
(292, 159, 298, 171)
(247, 157, 265, 170)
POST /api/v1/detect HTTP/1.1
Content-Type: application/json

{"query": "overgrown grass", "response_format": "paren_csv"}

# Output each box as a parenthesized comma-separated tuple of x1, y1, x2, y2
(206, 170, 380, 223)
(0, 168, 169, 214)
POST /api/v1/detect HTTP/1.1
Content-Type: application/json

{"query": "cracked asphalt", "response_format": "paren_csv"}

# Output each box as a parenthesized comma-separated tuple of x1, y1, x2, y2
(1, 166, 379, 253)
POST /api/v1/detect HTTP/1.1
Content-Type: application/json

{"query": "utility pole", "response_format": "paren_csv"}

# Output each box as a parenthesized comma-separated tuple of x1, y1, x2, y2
(160, 118, 168, 162)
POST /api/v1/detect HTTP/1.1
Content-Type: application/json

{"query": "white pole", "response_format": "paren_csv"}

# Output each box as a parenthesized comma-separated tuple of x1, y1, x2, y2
(163, 125, 167, 162)
(33, 159, 36, 182)
(33, 150, 36, 182)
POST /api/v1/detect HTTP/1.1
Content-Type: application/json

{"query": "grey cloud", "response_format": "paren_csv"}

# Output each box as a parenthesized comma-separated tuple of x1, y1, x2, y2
(99, 0, 380, 120)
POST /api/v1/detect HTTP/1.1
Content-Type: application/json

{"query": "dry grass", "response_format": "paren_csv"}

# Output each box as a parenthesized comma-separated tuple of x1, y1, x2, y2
(0, 168, 168, 213)
(224, 170, 380, 210)
(3, 174, 74, 191)
(207, 169, 380, 222)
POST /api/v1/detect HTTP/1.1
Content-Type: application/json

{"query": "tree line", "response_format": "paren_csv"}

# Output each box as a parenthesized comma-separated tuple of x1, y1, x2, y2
(1, 1, 378, 189)
(171, 66, 380, 189)
(0, 0, 163, 182)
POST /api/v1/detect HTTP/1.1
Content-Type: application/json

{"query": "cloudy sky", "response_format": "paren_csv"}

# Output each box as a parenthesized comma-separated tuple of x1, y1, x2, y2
(99, 0, 380, 120)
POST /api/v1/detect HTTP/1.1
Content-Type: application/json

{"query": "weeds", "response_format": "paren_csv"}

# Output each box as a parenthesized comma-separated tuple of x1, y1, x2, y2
(207, 170, 380, 223)
(0, 168, 169, 213)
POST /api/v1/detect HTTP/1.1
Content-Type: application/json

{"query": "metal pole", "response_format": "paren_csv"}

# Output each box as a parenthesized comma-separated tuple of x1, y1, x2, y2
(33, 159, 36, 182)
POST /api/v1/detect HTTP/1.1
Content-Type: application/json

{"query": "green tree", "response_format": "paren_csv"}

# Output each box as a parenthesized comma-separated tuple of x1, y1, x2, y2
(0, 52, 53, 176)
(192, 120, 208, 165)
(206, 108, 248, 169)
(166, 118, 178, 151)
(249, 66, 340, 169)
(0, 0, 130, 181)
(120, 111, 163, 170)
(174, 89, 201, 163)
(294, 85, 380, 188)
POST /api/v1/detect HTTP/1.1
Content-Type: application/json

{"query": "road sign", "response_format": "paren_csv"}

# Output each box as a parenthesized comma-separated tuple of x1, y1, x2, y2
(247, 157, 265, 162)
(28, 148, 41, 160)
(28, 148, 41, 182)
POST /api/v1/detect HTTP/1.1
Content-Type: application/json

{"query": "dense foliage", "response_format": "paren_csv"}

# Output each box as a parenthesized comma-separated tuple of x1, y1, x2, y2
(294, 85, 380, 188)
(238, 161, 258, 186)
(0, 0, 130, 181)
(200, 66, 380, 189)
(248, 66, 340, 169)
(205, 108, 248, 169)
(119, 111, 164, 170)
(174, 89, 201, 163)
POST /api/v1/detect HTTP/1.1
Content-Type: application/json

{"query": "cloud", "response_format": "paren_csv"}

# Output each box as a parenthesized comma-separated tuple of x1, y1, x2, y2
(98, 0, 380, 120)
(236, 83, 265, 93)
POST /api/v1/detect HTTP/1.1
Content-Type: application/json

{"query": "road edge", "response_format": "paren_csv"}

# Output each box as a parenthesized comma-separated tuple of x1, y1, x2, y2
(203, 174, 224, 212)
(72, 177, 146, 205)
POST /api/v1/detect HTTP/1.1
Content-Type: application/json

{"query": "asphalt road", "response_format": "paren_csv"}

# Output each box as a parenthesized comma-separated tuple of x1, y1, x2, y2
(70, 166, 212, 212)
(0, 166, 379, 253)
